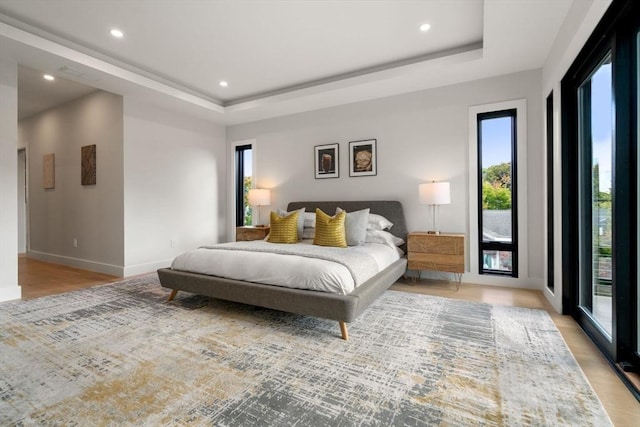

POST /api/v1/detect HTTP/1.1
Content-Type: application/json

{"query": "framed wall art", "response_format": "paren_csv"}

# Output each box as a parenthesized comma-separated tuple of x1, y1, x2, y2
(314, 143, 339, 179)
(81, 144, 96, 185)
(43, 153, 55, 189)
(349, 139, 376, 177)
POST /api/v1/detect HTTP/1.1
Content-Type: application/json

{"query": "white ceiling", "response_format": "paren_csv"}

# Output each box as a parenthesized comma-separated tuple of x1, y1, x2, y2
(18, 65, 96, 119)
(0, 0, 574, 124)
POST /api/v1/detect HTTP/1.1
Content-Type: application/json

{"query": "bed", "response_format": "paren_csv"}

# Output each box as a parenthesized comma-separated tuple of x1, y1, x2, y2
(157, 201, 408, 340)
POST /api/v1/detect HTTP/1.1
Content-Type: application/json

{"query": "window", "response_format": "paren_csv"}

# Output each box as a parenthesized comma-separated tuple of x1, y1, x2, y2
(235, 144, 253, 226)
(546, 92, 555, 292)
(477, 110, 518, 276)
(635, 28, 639, 363)
(561, 0, 639, 392)
(578, 53, 613, 337)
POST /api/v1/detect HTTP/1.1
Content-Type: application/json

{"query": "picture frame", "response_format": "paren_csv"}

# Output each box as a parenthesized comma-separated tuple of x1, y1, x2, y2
(43, 153, 55, 189)
(81, 144, 96, 185)
(349, 139, 377, 177)
(314, 143, 339, 179)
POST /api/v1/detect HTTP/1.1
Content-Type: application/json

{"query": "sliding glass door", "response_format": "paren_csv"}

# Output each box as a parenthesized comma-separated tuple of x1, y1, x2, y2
(562, 0, 639, 396)
(636, 29, 640, 365)
(577, 54, 614, 339)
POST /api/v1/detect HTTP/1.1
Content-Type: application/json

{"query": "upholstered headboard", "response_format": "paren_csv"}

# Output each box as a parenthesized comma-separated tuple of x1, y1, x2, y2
(286, 200, 408, 242)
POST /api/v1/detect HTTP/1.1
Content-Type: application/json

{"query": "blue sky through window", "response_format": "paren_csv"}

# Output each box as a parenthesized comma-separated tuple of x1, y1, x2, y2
(590, 61, 612, 193)
(244, 150, 252, 177)
(481, 116, 512, 167)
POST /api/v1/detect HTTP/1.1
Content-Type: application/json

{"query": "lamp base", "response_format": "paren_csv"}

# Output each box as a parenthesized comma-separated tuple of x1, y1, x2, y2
(427, 230, 440, 235)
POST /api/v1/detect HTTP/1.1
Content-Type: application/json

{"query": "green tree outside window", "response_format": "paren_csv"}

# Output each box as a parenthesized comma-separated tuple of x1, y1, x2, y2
(482, 162, 512, 210)
(243, 176, 253, 226)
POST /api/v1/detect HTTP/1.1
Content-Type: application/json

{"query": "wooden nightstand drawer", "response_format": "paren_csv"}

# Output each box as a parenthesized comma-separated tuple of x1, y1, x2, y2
(407, 253, 465, 273)
(408, 234, 463, 255)
(407, 232, 465, 288)
(236, 226, 270, 241)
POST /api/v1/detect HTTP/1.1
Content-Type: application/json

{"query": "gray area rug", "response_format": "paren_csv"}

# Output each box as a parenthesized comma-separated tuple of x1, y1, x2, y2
(0, 274, 611, 426)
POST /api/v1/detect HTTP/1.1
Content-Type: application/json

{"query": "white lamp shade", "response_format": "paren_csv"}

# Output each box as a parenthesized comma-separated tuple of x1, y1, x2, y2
(248, 188, 271, 206)
(419, 182, 451, 205)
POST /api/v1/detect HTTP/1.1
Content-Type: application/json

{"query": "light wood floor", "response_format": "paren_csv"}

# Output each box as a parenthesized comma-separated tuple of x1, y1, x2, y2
(18, 254, 119, 300)
(17, 256, 640, 425)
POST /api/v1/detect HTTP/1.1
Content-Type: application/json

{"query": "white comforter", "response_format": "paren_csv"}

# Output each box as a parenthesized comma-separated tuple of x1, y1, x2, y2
(170, 240, 401, 295)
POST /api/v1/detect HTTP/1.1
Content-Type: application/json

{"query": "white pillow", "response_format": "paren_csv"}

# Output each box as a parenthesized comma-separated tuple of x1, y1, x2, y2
(277, 208, 305, 240)
(365, 229, 405, 248)
(302, 227, 315, 240)
(392, 235, 405, 247)
(303, 212, 316, 228)
(367, 213, 393, 231)
(336, 207, 369, 246)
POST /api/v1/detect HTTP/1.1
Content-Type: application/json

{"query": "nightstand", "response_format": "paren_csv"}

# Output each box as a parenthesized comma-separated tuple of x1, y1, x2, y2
(407, 232, 465, 290)
(236, 226, 270, 241)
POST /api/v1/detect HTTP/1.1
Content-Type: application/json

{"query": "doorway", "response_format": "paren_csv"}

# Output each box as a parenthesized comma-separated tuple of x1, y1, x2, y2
(17, 148, 27, 255)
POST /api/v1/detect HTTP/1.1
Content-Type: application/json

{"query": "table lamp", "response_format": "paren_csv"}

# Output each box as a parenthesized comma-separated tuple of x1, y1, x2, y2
(419, 181, 450, 234)
(248, 188, 271, 227)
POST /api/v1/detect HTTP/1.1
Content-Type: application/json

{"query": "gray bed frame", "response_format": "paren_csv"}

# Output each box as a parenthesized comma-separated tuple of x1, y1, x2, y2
(157, 201, 408, 340)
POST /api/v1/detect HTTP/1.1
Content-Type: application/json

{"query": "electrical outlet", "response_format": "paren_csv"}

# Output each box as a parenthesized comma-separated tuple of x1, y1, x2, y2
(73, 238, 78, 248)
(170, 239, 175, 248)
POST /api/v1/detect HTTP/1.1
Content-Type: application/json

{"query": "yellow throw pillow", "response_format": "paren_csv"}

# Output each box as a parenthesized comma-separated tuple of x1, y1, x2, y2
(267, 211, 299, 243)
(313, 208, 347, 248)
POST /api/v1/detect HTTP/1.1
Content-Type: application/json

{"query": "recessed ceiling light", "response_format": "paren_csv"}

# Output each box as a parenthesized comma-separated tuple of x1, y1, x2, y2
(43, 74, 55, 81)
(110, 28, 124, 38)
(219, 81, 228, 87)
(419, 23, 431, 32)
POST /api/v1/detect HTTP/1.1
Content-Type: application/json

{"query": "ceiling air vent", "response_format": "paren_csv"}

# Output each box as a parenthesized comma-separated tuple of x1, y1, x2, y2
(57, 65, 86, 78)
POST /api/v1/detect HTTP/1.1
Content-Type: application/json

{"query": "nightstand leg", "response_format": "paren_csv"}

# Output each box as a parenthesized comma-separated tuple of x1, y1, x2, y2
(453, 273, 462, 291)
(410, 270, 421, 284)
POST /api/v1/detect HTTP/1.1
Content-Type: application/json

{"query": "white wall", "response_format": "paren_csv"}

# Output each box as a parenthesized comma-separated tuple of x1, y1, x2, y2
(122, 98, 227, 276)
(0, 58, 21, 301)
(19, 90, 125, 275)
(541, 0, 611, 312)
(228, 69, 543, 289)
(14, 92, 227, 280)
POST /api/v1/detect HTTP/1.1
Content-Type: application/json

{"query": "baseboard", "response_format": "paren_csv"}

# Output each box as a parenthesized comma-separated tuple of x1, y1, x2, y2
(122, 259, 173, 277)
(0, 285, 21, 302)
(408, 269, 541, 289)
(27, 251, 124, 277)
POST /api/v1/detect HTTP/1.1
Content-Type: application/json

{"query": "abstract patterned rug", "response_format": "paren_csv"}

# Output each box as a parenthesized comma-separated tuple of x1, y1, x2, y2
(0, 274, 611, 426)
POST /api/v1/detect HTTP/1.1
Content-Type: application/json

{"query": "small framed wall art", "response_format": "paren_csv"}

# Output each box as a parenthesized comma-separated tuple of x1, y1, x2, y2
(43, 153, 55, 189)
(314, 143, 339, 179)
(349, 139, 377, 177)
(81, 144, 96, 185)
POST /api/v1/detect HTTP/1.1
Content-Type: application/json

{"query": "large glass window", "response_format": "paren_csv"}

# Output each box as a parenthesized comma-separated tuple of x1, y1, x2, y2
(636, 30, 639, 358)
(547, 92, 555, 292)
(578, 54, 613, 337)
(235, 144, 253, 226)
(477, 110, 518, 276)
(561, 0, 640, 388)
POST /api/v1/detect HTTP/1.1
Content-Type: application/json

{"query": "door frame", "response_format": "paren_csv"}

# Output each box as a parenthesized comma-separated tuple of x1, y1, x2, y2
(17, 147, 28, 255)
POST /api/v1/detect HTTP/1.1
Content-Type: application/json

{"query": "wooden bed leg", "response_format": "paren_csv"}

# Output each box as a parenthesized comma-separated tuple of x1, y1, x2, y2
(339, 321, 349, 341)
(167, 289, 178, 302)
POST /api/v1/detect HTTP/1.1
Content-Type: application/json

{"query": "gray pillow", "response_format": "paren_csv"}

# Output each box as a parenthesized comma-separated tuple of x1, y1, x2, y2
(278, 208, 305, 241)
(336, 207, 370, 246)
